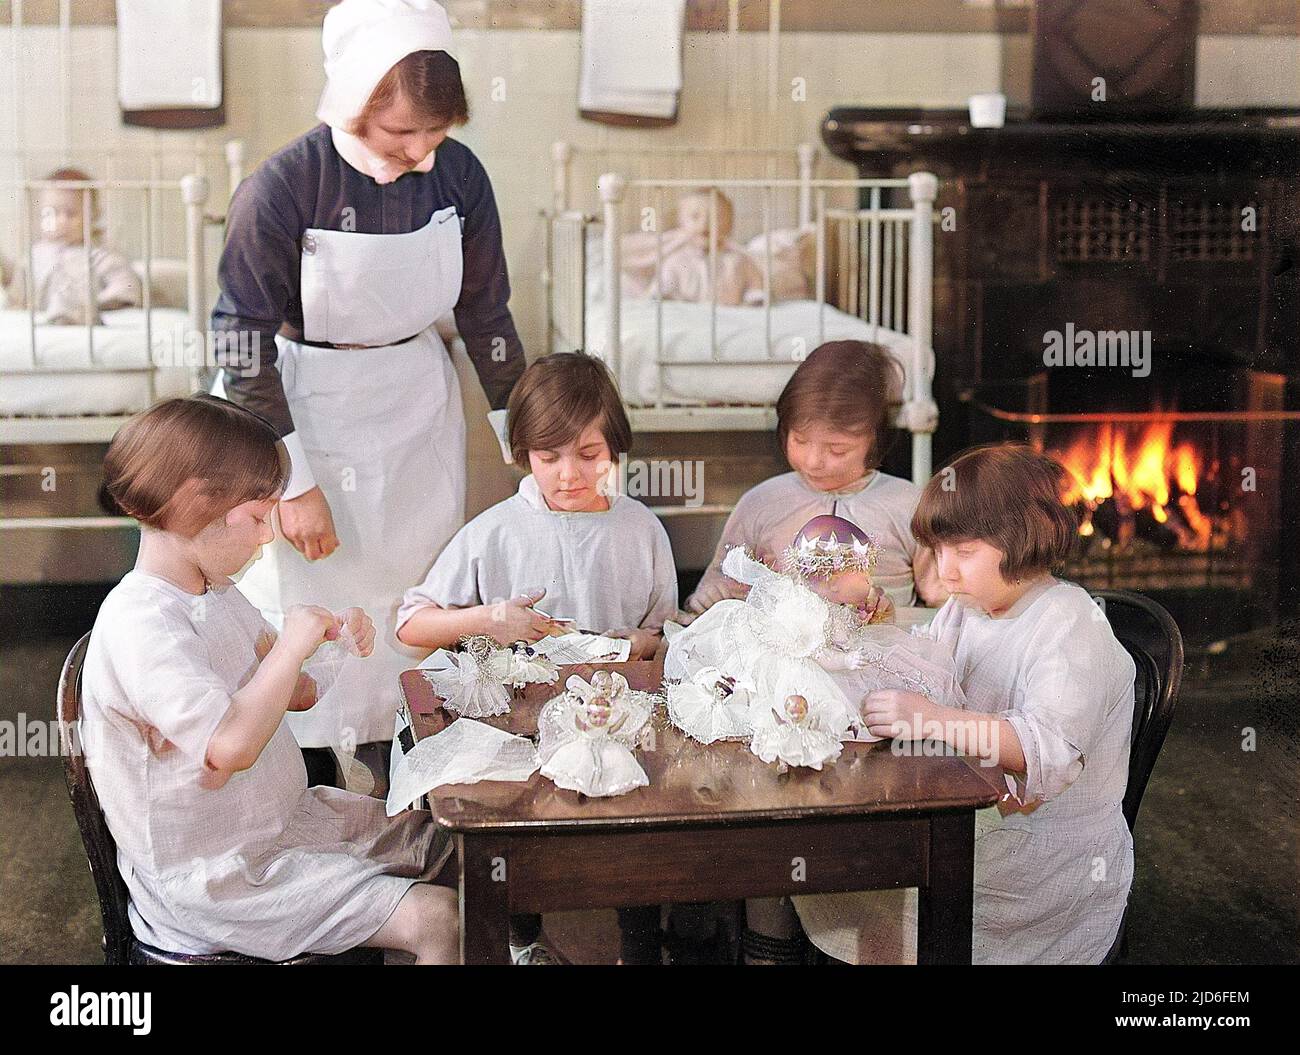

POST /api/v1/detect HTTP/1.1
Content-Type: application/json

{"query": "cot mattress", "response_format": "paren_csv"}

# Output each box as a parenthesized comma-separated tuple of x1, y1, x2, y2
(0, 308, 194, 417)
(582, 294, 932, 408)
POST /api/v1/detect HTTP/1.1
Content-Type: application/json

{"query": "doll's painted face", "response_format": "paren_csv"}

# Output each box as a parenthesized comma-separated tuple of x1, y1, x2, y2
(785, 422, 874, 493)
(805, 566, 875, 607)
(933, 538, 1029, 616)
(528, 418, 613, 514)
(37, 187, 91, 245)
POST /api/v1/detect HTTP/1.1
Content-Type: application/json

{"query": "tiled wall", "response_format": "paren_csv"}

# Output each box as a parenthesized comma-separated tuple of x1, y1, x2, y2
(2, 24, 1297, 511)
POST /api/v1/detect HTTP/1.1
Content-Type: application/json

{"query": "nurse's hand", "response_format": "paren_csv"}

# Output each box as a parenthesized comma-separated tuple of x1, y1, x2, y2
(279, 486, 340, 561)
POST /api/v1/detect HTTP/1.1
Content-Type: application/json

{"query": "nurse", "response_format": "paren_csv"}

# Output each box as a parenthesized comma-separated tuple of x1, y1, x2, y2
(211, 0, 524, 779)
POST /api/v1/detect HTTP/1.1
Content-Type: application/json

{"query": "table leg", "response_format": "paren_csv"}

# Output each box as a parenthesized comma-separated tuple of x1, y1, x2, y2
(916, 811, 976, 965)
(458, 834, 510, 965)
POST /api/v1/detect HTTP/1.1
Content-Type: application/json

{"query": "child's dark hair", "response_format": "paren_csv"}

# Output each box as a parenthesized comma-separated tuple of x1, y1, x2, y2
(354, 50, 469, 134)
(775, 340, 903, 472)
(506, 352, 632, 466)
(912, 443, 1078, 581)
(101, 395, 289, 538)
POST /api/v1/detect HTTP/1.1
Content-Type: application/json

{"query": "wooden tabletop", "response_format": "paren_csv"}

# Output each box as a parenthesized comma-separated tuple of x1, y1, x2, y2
(401, 658, 1004, 834)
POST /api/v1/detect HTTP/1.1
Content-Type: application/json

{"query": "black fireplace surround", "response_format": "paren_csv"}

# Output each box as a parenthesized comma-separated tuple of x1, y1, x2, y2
(822, 105, 1299, 627)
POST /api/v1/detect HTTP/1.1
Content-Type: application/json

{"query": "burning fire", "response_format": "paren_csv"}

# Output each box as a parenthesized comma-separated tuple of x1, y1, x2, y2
(1053, 421, 1214, 550)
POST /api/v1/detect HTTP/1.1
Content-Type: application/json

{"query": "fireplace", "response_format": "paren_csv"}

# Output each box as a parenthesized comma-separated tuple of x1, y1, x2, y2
(822, 36, 1299, 630)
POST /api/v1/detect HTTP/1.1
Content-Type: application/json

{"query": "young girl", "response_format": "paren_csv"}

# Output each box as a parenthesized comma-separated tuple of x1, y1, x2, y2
(684, 340, 945, 617)
(4, 168, 142, 324)
(397, 351, 677, 964)
(794, 443, 1137, 964)
(82, 395, 458, 964)
(397, 351, 677, 660)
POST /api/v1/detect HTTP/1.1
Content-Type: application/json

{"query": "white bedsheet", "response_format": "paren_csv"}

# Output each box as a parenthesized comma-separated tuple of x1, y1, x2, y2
(0, 308, 194, 417)
(582, 294, 932, 407)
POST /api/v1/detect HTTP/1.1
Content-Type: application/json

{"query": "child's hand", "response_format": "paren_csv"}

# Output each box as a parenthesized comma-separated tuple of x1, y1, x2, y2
(336, 606, 375, 656)
(606, 627, 660, 660)
(685, 578, 749, 614)
(280, 604, 340, 660)
(863, 586, 895, 624)
(859, 689, 942, 741)
(485, 590, 555, 645)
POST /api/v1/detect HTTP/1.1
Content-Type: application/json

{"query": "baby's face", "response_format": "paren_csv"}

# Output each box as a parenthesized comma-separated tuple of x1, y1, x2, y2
(678, 196, 732, 240)
(807, 566, 875, 607)
(37, 188, 89, 245)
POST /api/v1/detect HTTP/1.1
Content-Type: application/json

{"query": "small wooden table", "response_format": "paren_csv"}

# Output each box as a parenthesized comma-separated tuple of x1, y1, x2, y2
(400, 659, 1003, 965)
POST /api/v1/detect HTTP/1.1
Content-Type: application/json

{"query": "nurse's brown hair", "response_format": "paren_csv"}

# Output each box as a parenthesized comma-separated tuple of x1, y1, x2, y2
(776, 340, 903, 473)
(101, 395, 289, 539)
(354, 50, 469, 133)
(912, 443, 1078, 581)
(506, 352, 632, 467)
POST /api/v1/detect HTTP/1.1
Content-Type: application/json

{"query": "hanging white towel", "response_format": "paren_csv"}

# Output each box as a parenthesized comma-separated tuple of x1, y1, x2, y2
(579, 0, 685, 119)
(116, 0, 222, 110)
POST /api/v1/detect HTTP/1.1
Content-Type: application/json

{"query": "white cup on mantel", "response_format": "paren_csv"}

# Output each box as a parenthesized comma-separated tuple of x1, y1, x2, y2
(968, 92, 1007, 128)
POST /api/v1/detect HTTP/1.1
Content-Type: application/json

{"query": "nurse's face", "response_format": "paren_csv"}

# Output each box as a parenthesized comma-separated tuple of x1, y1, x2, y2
(358, 92, 449, 171)
(528, 420, 612, 514)
(197, 497, 277, 578)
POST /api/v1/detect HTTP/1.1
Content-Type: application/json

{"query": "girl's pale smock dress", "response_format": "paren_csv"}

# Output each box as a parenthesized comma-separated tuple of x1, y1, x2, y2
(795, 578, 1137, 964)
(81, 571, 451, 960)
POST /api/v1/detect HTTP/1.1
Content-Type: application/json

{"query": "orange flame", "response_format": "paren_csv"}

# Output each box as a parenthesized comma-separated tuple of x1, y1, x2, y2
(1054, 422, 1212, 549)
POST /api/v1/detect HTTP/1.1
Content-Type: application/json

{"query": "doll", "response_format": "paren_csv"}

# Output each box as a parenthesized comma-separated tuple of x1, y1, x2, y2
(665, 514, 965, 760)
(537, 670, 656, 797)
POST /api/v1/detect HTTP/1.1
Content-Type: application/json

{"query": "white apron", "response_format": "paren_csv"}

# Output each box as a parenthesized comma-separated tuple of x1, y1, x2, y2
(221, 206, 466, 747)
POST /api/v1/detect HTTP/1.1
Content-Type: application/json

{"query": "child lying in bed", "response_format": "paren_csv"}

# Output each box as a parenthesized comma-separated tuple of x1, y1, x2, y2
(620, 188, 765, 307)
(3, 167, 141, 325)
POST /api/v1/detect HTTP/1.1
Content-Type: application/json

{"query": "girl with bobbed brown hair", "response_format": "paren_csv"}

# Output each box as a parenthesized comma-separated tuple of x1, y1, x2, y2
(686, 339, 944, 618)
(794, 443, 1138, 964)
(81, 395, 459, 963)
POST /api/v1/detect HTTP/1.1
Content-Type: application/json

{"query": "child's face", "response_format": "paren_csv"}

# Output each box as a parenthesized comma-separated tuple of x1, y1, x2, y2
(37, 188, 89, 245)
(678, 195, 732, 241)
(785, 422, 873, 492)
(806, 566, 875, 607)
(196, 497, 277, 578)
(528, 420, 613, 513)
(933, 538, 1024, 615)
(357, 92, 449, 174)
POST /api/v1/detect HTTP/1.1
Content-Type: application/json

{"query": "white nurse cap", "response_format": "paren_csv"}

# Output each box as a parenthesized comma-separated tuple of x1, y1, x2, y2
(316, 0, 456, 130)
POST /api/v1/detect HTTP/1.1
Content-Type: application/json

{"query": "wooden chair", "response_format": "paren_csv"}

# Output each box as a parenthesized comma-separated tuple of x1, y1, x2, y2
(58, 632, 382, 965)
(1089, 590, 1184, 964)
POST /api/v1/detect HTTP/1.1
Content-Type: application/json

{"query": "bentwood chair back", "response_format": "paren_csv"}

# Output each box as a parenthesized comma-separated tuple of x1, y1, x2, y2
(58, 631, 381, 965)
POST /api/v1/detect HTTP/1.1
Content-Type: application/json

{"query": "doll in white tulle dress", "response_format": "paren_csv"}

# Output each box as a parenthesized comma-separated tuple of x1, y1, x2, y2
(665, 514, 965, 761)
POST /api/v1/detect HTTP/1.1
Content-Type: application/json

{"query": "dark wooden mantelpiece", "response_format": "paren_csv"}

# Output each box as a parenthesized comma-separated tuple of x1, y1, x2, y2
(821, 107, 1300, 462)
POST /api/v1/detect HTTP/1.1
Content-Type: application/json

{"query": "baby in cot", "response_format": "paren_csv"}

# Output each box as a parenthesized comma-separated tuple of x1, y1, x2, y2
(397, 350, 677, 965)
(81, 395, 457, 963)
(2, 167, 142, 324)
(620, 188, 766, 307)
(794, 444, 1137, 964)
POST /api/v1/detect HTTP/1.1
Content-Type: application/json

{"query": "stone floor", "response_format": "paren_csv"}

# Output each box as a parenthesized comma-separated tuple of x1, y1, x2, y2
(1, 585, 1295, 965)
